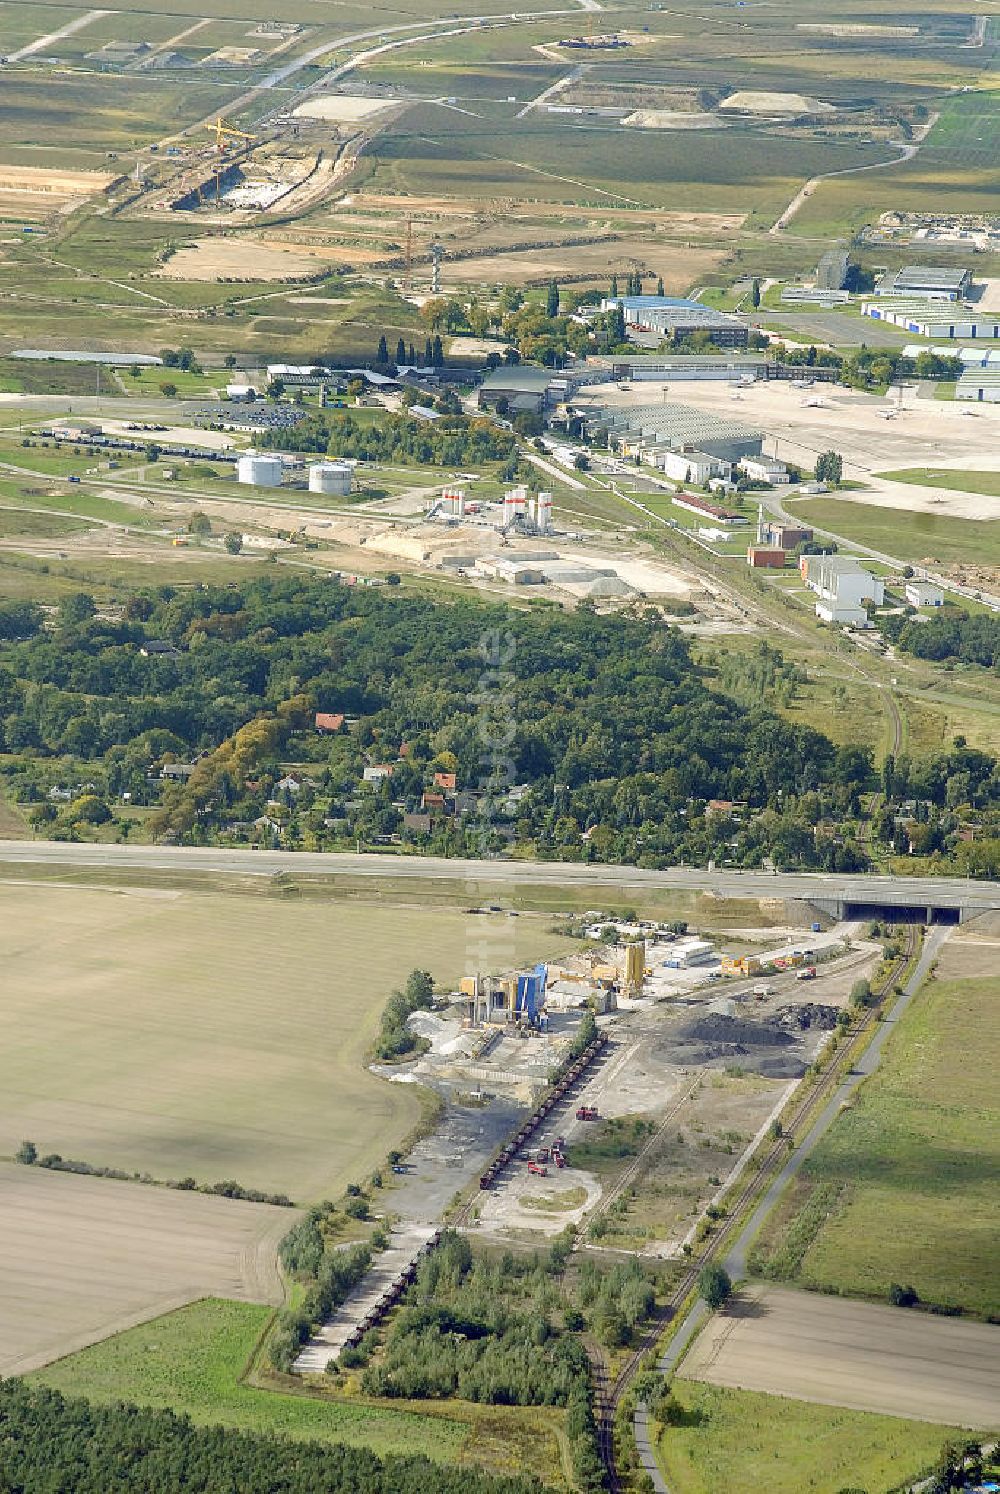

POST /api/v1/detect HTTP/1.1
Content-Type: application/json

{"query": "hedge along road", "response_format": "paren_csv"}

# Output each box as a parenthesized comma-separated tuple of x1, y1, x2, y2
(0, 842, 997, 916)
(633, 925, 951, 1493)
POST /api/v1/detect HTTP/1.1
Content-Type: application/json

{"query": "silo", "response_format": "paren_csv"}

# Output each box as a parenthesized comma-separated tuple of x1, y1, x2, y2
(536, 491, 553, 534)
(309, 461, 352, 497)
(237, 453, 283, 488)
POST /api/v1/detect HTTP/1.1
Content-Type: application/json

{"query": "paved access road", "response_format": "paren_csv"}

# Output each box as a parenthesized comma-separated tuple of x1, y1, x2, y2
(0, 841, 997, 913)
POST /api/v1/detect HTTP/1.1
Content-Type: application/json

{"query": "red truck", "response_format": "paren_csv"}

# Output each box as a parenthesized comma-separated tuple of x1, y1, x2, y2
(796, 966, 818, 981)
(575, 1105, 599, 1121)
(553, 1151, 566, 1168)
(527, 1160, 548, 1177)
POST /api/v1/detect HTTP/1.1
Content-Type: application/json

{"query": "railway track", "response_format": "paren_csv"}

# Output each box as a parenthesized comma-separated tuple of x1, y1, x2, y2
(593, 925, 919, 1491)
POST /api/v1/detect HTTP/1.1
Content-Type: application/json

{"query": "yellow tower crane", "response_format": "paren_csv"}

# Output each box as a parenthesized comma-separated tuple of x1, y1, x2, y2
(202, 117, 256, 204)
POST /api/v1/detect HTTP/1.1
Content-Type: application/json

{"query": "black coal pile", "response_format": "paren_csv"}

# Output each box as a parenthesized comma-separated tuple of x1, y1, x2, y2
(658, 1005, 839, 1079)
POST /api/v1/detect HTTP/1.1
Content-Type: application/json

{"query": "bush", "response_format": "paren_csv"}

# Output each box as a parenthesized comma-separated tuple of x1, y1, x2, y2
(889, 1282, 919, 1308)
(698, 1263, 732, 1310)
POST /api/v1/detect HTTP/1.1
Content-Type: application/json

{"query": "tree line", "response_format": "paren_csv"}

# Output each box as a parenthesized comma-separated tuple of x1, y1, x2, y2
(0, 1379, 544, 1494)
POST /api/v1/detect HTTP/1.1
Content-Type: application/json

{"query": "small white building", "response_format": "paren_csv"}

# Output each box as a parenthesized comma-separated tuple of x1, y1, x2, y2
(905, 580, 944, 608)
(815, 599, 870, 627)
(657, 448, 725, 485)
(662, 938, 715, 968)
(738, 456, 790, 485)
(226, 383, 257, 401)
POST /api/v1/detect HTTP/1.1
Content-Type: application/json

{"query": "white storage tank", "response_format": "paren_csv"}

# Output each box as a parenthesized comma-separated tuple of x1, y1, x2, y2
(237, 453, 283, 488)
(308, 461, 353, 496)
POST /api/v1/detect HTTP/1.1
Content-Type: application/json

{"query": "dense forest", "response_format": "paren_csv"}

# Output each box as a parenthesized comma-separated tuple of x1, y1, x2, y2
(0, 578, 998, 870)
(881, 607, 1000, 669)
(259, 408, 524, 472)
(0, 1380, 545, 1494)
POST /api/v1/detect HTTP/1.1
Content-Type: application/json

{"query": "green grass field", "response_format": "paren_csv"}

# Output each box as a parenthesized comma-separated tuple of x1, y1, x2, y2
(655, 1382, 966, 1494)
(788, 494, 1000, 570)
(0, 879, 563, 1200)
(751, 948, 1000, 1318)
(29, 1298, 568, 1483)
(29, 1299, 467, 1460)
(881, 469, 1000, 499)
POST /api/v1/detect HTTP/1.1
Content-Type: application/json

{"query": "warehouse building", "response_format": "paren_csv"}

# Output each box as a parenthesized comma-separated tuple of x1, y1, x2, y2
(956, 368, 1000, 402)
(862, 300, 1000, 339)
(602, 296, 749, 349)
(878, 265, 972, 300)
(477, 367, 584, 414)
(586, 399, 763, 464)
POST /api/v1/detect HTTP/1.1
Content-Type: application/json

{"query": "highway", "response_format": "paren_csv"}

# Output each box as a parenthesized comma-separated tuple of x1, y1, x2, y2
(0, 841, 997, 913)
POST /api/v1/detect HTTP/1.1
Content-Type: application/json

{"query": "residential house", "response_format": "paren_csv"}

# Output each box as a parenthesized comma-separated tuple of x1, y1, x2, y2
(433, 770, 457, 790)
(363, 764, 395, 782)
(315, 711, 345, 733)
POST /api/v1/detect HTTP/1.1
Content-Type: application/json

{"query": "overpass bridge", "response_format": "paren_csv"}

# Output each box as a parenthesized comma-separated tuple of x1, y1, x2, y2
(0, 842, 996, 922)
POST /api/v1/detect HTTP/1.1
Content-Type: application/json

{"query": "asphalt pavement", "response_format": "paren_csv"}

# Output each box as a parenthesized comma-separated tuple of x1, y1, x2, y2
(0, 841, 996, 913)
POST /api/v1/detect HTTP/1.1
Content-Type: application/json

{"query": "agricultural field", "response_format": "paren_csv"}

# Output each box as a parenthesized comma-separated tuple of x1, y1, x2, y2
(0, 1164, 289, 1377)
(29, 1298, 567, 1480)
(681, 1284, 1000, 1428)
(654, 1381, 969, 1494)
(749, 926, 1000, 1319)
(0, 878, 562, 1199)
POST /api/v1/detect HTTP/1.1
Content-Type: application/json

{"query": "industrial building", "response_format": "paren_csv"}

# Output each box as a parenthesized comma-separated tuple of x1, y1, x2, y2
(906, 580, 945, 607)
(878, 265, 972, 300)
(478, 367, 580, 414)
(862, 301, 1000, 339)
(815, 249, 850, 291)
(236, 452, 283, 488)
(461, 965, 548, 1026)
(758, 519, 813, 550)
(803, 554, 884, 626)
(585, 399, 763, 464)
(602, 295, 749, 350)
(747, 546, 786, 569)
(956, 369, 1000, 402)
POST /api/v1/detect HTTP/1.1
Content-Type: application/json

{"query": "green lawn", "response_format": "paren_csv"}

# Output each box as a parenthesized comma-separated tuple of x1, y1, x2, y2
(29, 1297, 568, 1484)
(655, 1382, 966, 1494)
(788, 494, 1000, 570)
(752, 961, 1000, 1318)
(880, 469, 1000, 499)
(29, 1299, 467, 1461)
